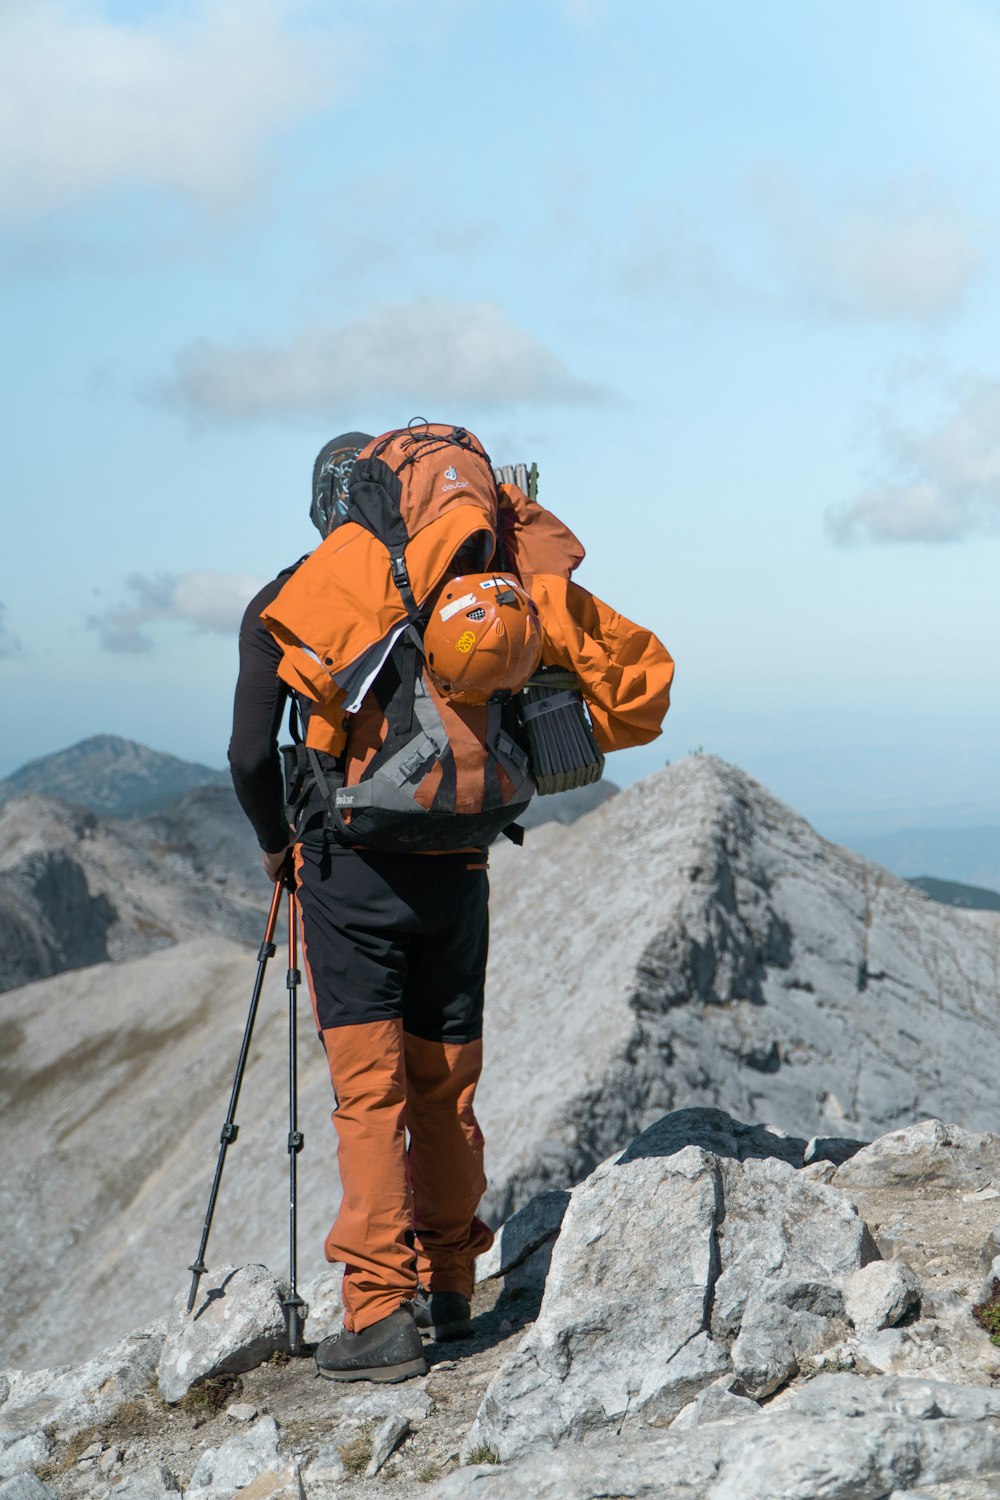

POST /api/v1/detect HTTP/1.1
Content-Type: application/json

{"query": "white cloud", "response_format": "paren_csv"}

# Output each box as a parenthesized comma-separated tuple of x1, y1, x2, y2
(755, 169, 984, 322)
(0, 603, 22, 659)
(828, 372, 1000, 543)
(0, 0, 348, 224)
(89, 570, 261, 652)
(147, 299, 606, 422)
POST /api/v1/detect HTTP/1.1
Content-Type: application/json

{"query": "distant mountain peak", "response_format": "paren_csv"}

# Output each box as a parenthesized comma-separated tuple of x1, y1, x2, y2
(0, 735, 225, 819)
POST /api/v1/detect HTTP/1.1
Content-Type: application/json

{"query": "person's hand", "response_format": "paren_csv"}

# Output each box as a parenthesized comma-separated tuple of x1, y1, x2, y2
(262, 838, 294, 882)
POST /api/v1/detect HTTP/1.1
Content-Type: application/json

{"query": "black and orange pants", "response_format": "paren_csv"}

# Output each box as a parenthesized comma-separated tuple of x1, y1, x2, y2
(294, 840, 494, 1333)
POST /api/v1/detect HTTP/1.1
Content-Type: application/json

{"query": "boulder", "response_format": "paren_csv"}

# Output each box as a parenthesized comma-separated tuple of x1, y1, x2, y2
(465, 1145, 728, 1461)
(475, 1190, 570, 1284)
(0, 1327, 163, 1441)
(186, 1415, 287, 1496)
(845, 1260, 921, 1335)
(158, 1265, 293, 1403)
(835, 1120, 1000, 1192)
(466, 1129, 880, 1459)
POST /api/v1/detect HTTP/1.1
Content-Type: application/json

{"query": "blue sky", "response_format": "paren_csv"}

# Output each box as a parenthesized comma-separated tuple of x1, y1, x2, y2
(2, 0, 999, 835)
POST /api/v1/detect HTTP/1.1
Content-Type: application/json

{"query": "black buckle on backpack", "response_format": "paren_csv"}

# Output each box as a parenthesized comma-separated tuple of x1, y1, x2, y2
(390, 554, 421, 622)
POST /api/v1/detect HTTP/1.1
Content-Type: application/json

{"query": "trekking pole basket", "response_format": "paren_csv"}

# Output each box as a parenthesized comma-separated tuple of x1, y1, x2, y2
(517, 667, 604, 795)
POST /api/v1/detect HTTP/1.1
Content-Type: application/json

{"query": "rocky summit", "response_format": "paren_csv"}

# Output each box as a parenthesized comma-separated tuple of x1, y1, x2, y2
(5, 1112, 1000, 1499)
(3, 755, 1000, 1377)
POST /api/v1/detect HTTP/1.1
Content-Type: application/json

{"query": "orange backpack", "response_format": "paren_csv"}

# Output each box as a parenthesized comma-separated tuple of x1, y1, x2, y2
(265, 421, 674, 852)
(274, 423, 551, 851)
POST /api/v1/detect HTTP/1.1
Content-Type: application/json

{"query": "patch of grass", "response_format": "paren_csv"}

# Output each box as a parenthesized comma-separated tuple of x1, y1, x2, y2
(417, 1462, 442, 1483)
(35, 1424, 101, 1482)
(974, 1279, 1000, 1346)
(178, 1372, 243, 1415)
(106, 1398, 151, 1430)
(339, 1428, 374, 1475)
(465, 1443, 500, 1465)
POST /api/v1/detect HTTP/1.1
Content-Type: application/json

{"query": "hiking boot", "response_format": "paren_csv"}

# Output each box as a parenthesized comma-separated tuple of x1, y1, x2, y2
(413, 1288, 474, 1341)
(314, 1303, 427, 1383)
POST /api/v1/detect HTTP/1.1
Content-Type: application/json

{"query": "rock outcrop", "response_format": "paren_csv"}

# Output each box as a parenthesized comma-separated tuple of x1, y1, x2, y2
(4, 1113, 1000, 1499)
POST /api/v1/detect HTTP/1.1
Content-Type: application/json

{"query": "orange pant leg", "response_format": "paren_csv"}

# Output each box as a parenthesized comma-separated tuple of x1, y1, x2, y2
(320, 1019, 417, 1333)
(403, 1032, 494, 1298)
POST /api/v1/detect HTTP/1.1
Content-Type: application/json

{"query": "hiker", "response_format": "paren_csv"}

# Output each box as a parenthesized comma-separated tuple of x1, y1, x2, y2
(229, 423, 674, 1383)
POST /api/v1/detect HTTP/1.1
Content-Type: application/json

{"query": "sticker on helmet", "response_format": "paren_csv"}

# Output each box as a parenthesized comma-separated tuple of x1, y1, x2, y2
(481, 576, 517, 590)
(456, 631, 476, 654)
(439, 592, 477, 622)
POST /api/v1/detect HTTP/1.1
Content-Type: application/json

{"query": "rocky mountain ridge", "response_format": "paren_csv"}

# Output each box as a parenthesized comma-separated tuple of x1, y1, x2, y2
(3, 756, 999, 1378)
(0, 738, 619, 993)
(0, 787, 263, 992)
(478, 754, 1000, 1222)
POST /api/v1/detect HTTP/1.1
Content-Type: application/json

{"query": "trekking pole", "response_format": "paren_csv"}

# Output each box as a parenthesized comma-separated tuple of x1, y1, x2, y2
(186, 877, 284, 1314)
(283, 874, 307, 1354)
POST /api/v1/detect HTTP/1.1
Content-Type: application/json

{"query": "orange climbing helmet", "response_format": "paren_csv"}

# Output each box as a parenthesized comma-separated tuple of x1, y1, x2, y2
(423, 572, 543, 706)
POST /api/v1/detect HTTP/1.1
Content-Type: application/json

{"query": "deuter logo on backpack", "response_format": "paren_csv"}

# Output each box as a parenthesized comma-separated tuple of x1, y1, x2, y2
(442, 461, 469, 493)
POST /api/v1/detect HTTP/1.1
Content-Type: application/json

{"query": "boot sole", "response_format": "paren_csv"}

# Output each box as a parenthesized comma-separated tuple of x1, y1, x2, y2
(316, 1355, 428, 1383)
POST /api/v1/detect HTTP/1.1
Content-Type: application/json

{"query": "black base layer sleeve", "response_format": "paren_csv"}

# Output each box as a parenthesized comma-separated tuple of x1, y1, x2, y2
(228, 570, 295, 853)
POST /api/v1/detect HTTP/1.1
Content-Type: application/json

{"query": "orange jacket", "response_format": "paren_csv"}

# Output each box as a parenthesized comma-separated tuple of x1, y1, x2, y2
(261, 484, 672, 756)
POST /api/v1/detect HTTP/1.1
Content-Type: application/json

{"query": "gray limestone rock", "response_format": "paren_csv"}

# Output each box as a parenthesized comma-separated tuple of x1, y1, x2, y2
(845, 1260, 921, 1335)
(109, 1466, 180, 1498)
(731, 1292, 846, 1400)
(158, 1265, 292, 1403)
(186, 1414, 285, 1495)
(364, 1414, 410, 1477)
(225, 1403, 259, 1423)
(300, 1442, 345, 1488)
(326, 1384, 433, 1426)
(0, 1477, 57, 1500)
(617, 1107, 808, 1168)
(804, 1134, 870, 1166)
(435, 1375, 1000, 1499)
(467, 1134, 880, 1458)
(0, 1430, 49, 1481)
(669, 1376, 761, 1431)
(474, 1190, 570, 1283)
(465, 1145, 728, 1461)
(711, 1155, 875, 1342)
(0, 1327, 163, 1441)
(835, 1120, 1000, 1193)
